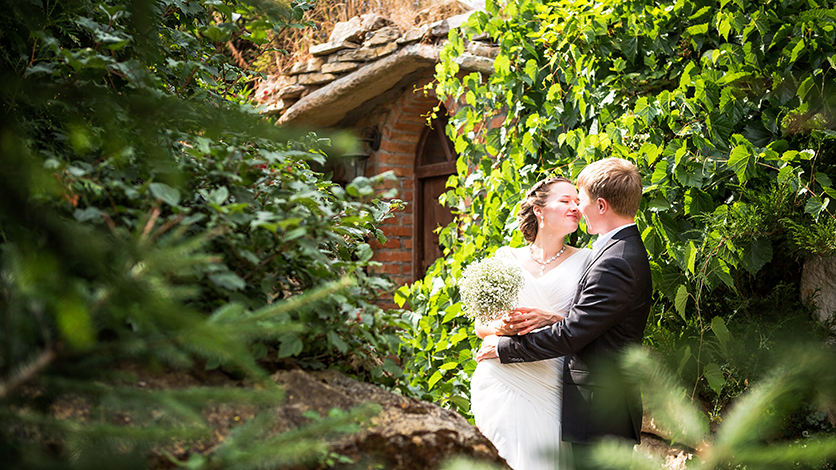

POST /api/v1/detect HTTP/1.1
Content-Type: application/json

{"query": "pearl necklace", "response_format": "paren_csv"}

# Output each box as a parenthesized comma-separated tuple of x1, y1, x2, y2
(529, 244, 566, 276)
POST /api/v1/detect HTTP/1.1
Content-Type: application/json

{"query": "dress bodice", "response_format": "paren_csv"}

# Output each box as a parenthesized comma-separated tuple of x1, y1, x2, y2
(495, 246, 592, 319)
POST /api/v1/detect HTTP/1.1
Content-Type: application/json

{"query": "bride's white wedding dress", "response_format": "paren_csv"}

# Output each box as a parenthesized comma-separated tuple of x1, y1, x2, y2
(471, 246, 592, 470)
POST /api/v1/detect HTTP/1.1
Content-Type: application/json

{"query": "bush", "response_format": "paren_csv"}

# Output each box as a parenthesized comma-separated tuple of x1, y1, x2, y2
(0, 0, 404, 468)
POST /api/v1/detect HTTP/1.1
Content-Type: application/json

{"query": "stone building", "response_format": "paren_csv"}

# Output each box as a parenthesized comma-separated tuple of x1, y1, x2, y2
(255, 5, 496, 307)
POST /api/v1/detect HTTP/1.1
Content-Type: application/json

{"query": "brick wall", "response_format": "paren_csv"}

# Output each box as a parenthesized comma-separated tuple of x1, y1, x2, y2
(361, 72, 440, 308)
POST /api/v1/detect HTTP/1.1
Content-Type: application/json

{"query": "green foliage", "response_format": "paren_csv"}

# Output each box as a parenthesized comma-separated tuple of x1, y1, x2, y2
(592, 346, 836, 470)
(398, 0, 836, 417)
(0, 0, 403, 468)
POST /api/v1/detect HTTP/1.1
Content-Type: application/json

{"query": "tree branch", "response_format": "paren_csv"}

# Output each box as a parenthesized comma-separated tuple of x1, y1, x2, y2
(0, 349, 56, 399)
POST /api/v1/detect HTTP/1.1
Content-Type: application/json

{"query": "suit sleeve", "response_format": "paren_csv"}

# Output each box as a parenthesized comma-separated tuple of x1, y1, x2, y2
(497, 254, 638, 363)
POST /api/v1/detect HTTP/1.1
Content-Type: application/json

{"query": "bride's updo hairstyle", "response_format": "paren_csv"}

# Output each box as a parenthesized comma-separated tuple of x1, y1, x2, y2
(518, 176, 572, 243)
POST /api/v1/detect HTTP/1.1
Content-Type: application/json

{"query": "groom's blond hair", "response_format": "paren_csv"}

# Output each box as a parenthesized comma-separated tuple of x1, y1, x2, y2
(576, 158, 642, 217)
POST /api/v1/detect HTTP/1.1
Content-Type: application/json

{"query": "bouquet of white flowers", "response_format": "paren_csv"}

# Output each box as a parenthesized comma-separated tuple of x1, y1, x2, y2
(458, 256, 525, 323)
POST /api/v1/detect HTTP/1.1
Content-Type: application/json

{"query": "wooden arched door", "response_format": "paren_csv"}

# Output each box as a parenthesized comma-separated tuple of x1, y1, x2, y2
(414, 112, 456, 280)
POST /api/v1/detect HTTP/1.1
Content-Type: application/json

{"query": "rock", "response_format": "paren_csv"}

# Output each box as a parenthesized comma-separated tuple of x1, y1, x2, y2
(445, 11, 477, 31)
(297, 72, 337, 86)
(398, 25, 431, 44)
(279, 43, 442, 128)
(272, 369, 507, 469)
(800, 255, 836, 328)
(414, 0, 473, 26)
(332, 42, 399, 62)
(329, 13, 390, 44)
(427, 19, 450, 38)
(641, 414, 674, 441)
(423, 12, 476, 40)
(276, 85, 307, 99)
(310, 40, 361, 57)
(454, 53, 494, 74)
(289, 57, 324, 75)
(359, 13, 391, 32)
(329, 17, 364, 44)
(321, 62, 360, 74)
(467, 40, 499, 58)
(261, 99, 295, 116)
(458, 0, 487, 9)
(636, 433, 696, 470)
(254, 75, 297, 104)
(364, 26, 402, 47)
(472, 31, 491, 41)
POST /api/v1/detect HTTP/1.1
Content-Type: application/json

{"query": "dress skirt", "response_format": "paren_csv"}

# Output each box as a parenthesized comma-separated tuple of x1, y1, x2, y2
(471, 356, 573, 470)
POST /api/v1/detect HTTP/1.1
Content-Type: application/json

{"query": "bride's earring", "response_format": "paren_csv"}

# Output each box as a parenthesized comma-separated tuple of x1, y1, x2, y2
(539, 216, 544, 228)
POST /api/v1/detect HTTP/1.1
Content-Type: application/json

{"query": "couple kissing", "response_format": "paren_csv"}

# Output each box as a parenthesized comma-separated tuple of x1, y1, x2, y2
(471, 158, 653, 470)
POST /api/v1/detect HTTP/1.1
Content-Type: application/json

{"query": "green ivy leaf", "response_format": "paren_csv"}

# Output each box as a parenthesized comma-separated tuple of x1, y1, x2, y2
(327, 330, 349, 353)
(789, 37, 806, 64)
(382, 357, 404, 377)
(428, 370, 443, 389)
(651, 158, 668, 185)
(642, 226, 664, 258)
(442, 303, 462, 323)
(677, 345, 692, 376)
(621, 35, 637, 63)
(711, 316, 731, 353)
(439, 362, 459, 371)
(741, 236, 773, 275)
(712, 258, 736, 291)
(394, 285, 409, 307)
(703, 362, 726, 395)
(207, 186, 229, 205)
(804, 196, 830, 221)
(686, 241, 698, 274)
(450, 395, 470, 412)
(278, 333, 303, 358)
(356, 243, 373, 262)
(676, 164, 704, 188)
(687, 23, 709, 37)
(149, 182, 181, 206)
(727, 145, 755, 183)
(648, 198, 672, 212)
(675, 285, 689, 320)
(208, 272, 246, 291)
(686, 188, 713, 216)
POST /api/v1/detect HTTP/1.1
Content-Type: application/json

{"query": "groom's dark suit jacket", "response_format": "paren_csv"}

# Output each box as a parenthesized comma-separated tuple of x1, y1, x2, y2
(497, 225, 652, 444)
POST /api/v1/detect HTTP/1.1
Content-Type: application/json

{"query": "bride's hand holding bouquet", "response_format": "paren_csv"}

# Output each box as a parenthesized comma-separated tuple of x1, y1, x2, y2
(458, 256, 524, 337)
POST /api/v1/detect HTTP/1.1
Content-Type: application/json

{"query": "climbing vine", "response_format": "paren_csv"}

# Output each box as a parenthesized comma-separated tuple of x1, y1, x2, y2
(398, 0, 836, 416)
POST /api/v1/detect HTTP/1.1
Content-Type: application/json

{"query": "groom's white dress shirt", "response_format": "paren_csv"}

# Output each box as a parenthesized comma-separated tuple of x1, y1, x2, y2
(591, 223, 636, 256)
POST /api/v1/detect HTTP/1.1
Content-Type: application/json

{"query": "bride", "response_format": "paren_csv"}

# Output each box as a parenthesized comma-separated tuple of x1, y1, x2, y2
(470, 177, 592, 470)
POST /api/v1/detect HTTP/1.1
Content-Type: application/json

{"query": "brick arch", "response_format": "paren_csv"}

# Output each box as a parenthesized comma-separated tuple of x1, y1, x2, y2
(368, 73, 444, 295)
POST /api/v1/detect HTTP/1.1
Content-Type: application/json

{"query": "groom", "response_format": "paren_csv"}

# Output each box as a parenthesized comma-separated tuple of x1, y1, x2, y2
(477, 157, 652, 468)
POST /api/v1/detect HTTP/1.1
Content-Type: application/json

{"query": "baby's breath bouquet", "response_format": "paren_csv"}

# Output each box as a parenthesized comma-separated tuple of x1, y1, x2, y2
(458, 256, 525, 323)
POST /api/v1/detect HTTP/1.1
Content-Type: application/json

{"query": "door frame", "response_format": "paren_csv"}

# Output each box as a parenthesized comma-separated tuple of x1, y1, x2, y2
(413, 113, 456, 281)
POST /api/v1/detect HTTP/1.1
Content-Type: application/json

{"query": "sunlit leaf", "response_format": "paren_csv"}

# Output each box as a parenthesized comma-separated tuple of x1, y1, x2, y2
(675, 285, 689, 320)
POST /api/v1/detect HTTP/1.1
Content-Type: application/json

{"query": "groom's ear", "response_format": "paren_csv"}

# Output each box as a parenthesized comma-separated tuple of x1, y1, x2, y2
(597, 198, 608, 213)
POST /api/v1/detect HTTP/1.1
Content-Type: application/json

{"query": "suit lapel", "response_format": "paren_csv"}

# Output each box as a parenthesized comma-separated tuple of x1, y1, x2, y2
(576, 225, 641, 289)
